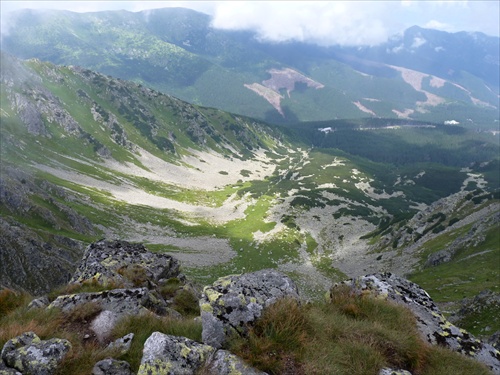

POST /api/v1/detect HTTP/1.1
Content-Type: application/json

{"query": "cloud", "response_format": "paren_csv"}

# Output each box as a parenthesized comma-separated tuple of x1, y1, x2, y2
(424, 20, 454, 32)
(210, 2, 394, 46)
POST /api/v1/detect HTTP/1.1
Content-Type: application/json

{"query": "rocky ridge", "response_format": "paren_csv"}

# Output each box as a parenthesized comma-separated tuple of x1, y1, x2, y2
(1, 240, 499, 374)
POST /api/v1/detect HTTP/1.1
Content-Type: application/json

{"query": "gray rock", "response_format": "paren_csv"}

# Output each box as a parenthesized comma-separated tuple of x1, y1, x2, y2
(207, 349, 268, 375)
(1, 331, 71, 375)
(92, 358, 133, 375)
(91, 310, 119, 343)
(0, 361, 22, 375)
(70, 240, 180, 288)
(106, 333, 134, 355)
(334, 273, 500, 374)
(48, 287, 168, 316)
(27, 296, 50, 310)
(200, 269, 300, 348)
(138, 332, 214, 375)
(489, 331, 500, 350)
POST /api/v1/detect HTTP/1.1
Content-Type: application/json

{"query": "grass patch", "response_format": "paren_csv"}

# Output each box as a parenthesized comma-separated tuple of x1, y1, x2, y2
(229, 289, 491, 375)
(409, 226, 500, 303)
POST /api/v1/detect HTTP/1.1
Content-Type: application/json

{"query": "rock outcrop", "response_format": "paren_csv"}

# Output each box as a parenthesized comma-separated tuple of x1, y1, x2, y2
(1, 332, 71, 375)
(200, 269, 300, 348)
(333, 272, 500, 374)
(70, 240, 180, 288)
(44, 240, 183, 344)
(2, 239, 497, 374)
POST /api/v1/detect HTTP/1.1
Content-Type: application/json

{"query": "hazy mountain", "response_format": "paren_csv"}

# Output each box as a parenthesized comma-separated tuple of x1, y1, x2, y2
(2, 8, 499, 126)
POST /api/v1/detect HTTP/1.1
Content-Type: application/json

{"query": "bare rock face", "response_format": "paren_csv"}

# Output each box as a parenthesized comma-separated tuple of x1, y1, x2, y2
(1, 332, 71, 375)
(333, 273, 500, 374)
(200, 269, 300, 349)
(70, 239, 180, 288)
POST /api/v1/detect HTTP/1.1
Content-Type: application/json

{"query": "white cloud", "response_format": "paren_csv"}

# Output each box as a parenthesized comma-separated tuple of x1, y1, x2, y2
(424, 20, 454, 32)
(411, 37, 427, 49)
(211, 2, 393, 46)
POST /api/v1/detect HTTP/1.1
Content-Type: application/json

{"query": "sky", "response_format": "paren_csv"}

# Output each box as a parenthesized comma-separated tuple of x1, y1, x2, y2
(1, 1, 499, 46)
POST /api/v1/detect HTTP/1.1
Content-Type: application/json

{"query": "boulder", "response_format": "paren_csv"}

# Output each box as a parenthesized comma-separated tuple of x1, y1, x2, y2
(137, 332, 266, 375)
(91, 310, 120, 343)
(200, 269, 300, 348)
(138, 332, 214, 375)
(333, 273, 500, 374)
(1, 332, 71, 375)
(27, 296, 50, 310)
(206, 349, 268, 375)
(106, 333, 134, 355)
(92, 358, 133, 375)
(70, 240, 180, 287)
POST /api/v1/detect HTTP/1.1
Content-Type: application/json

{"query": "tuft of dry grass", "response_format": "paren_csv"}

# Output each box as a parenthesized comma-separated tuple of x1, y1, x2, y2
(229, 298, 308, 374)
(228, 289, 489, 375)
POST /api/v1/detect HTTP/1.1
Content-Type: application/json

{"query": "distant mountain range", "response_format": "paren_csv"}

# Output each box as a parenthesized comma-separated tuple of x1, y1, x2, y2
(2, 8, 499, 126)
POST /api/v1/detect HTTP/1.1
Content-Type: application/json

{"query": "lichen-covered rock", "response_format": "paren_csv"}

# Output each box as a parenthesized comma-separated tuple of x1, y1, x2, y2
(92, 358, 133, 375)
(48, 287, 168, 316)
(206, 349, 268, 375)
(0, 361, 22, 375)
(27, 296, 50, 310)
(138, 332, 214, 375)
(137, 332, 265, 375)
(106, 333, 134, 355)
(91, 310, 119, 343)
(70, 240, 180, 288)
(1, 331, 71, 375)
(200, 269, 300, 348)
(333, 273, 500, 374)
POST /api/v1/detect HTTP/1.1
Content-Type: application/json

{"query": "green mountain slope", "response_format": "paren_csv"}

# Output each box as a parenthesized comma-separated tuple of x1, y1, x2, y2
(1, 54, 498, 303)
(3, 8, 499, 127)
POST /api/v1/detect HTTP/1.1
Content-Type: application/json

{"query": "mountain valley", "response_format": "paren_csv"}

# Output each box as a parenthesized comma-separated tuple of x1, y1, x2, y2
(0, 7, 499, 369)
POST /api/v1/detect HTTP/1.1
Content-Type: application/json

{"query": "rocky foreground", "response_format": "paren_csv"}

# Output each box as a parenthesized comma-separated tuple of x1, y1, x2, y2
(1, 240, 499, 375)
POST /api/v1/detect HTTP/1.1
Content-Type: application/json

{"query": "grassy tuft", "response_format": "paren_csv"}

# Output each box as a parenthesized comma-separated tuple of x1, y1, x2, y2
(0, 288, 32, 316)
(172, 288, 200, 316)
(229, 298, 307, 374)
